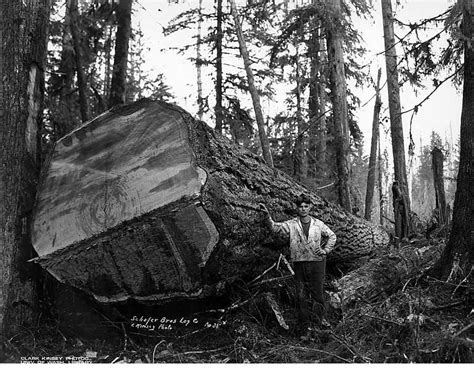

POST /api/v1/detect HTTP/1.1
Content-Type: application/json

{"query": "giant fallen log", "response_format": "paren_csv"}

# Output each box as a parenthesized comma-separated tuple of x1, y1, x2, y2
(31, 99, 389, 303)
(329, 244, 444, 309)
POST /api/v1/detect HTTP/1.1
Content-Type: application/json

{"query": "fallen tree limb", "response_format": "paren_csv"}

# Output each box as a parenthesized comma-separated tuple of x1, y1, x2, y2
(454, 322, 474, 338)
(264, 292, 289, 330)
(363, 314, 402, 326)
(329, 244, 444, 309)
(286, 345, 352, 363)
(250, 275, 293, 288)
(432, 300, 466, 311)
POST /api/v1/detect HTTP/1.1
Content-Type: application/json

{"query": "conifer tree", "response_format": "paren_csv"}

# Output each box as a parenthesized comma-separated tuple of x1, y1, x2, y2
(0, 0, 50, 335)
(381, 0, 411, 238)
(109, 0, 133, 107)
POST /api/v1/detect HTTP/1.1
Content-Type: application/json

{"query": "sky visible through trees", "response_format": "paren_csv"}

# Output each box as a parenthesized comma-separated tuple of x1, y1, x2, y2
(134, 0, 461, 157)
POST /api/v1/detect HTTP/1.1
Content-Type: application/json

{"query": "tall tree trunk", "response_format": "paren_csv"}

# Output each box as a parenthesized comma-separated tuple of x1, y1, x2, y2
(56, 4, 75, 139)
(196, 0, 204, 119)
(293, 35, 306, 180)
(308, 31, 318, 179)
(365, 69, 382, 221)
(431, 147, 447, 225)
(104, 23, 113, 106)
(215, 0, 224, 134)
(324, 0, 352, 211)
(378, 135, 385, 225)
(307, 21, 327, 178)
(434, 0, 474, 279)
(308, 24, 319, 126)
(229, 0, 273, 167)
(316, 35, 328, 171)
(0, 0, 50, 336)
(69, 0, 90, 122)
(109, 0, 133, 107)
(381, 0, 411, 238)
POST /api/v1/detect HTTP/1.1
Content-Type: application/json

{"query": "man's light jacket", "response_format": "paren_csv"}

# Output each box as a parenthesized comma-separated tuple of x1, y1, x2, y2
(268, 216, 337, 262)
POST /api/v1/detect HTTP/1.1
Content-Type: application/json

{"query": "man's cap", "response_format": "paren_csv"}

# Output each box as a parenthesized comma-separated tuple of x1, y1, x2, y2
(296, 193, 312, 206)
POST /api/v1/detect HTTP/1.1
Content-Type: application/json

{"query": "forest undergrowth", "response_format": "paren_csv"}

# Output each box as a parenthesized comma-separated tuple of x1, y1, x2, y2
(1, 240, 472, 364)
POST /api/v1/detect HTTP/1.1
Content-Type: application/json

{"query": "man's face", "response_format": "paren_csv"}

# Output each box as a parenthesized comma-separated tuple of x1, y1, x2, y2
(297, 202, 311, 217)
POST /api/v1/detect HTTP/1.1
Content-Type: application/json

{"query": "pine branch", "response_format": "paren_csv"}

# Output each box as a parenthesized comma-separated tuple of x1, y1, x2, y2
(400, 67, 462, 117)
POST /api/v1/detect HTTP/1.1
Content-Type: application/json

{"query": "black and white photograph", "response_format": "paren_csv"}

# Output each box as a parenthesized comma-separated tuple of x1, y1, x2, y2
(0, 0, 472, 371)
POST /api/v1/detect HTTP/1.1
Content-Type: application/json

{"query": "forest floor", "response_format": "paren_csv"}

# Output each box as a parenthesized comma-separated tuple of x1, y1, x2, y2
(1, 241, 472, 364)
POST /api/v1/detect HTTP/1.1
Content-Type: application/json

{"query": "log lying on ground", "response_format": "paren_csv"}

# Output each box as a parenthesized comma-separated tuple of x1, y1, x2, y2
(329, 244, 444, 309)
(32, 99, 389, 303)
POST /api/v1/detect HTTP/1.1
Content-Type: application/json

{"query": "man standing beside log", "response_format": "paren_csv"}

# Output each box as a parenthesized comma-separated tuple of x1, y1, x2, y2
(260, 194, 337, 339)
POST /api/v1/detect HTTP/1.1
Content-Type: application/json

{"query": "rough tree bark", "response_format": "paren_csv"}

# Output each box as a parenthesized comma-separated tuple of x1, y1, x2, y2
(109, 0, 133, 107)
(381, 0, 411, 237)
(0, 0, 50, 335)
(316, 28, 328, 174)
(331, 244, 444, 309)
(104, 24, 113, 106)
(293, 33, 306, 181)
(55, 3, 75, 139)
(215, 0, 224, 134)
(392, 180, 409, 239)
(307, 21, 327, 178)
(433, 0, 474, 279)
(229, 0, 274, 168)
(365, 69, 382, 221)
(196, 0, 204, 119)
(431, 147, 447, 225)
(69, 0, 90, 122)
(31, 100, 389, 304)
(324, 0, 352, 212)
(378, 141, 384, 225)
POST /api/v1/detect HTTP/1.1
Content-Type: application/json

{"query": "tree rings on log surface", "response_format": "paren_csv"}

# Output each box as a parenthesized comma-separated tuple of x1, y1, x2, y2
(33, 100, 207, 256)
(32, 100, 218, 302)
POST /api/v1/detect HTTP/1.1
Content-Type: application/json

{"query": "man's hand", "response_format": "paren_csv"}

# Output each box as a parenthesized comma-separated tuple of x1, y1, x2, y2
(316, 247, 327, 256)
(259, 203, 270, 216)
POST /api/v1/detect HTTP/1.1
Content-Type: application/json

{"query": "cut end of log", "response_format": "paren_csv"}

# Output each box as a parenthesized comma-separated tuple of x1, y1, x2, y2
(33, 100, 219, 302)
(33, 100, 208, 257)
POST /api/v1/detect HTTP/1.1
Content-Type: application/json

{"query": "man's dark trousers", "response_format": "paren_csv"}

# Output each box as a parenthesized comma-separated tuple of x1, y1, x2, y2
(293, 259, 326, 327)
